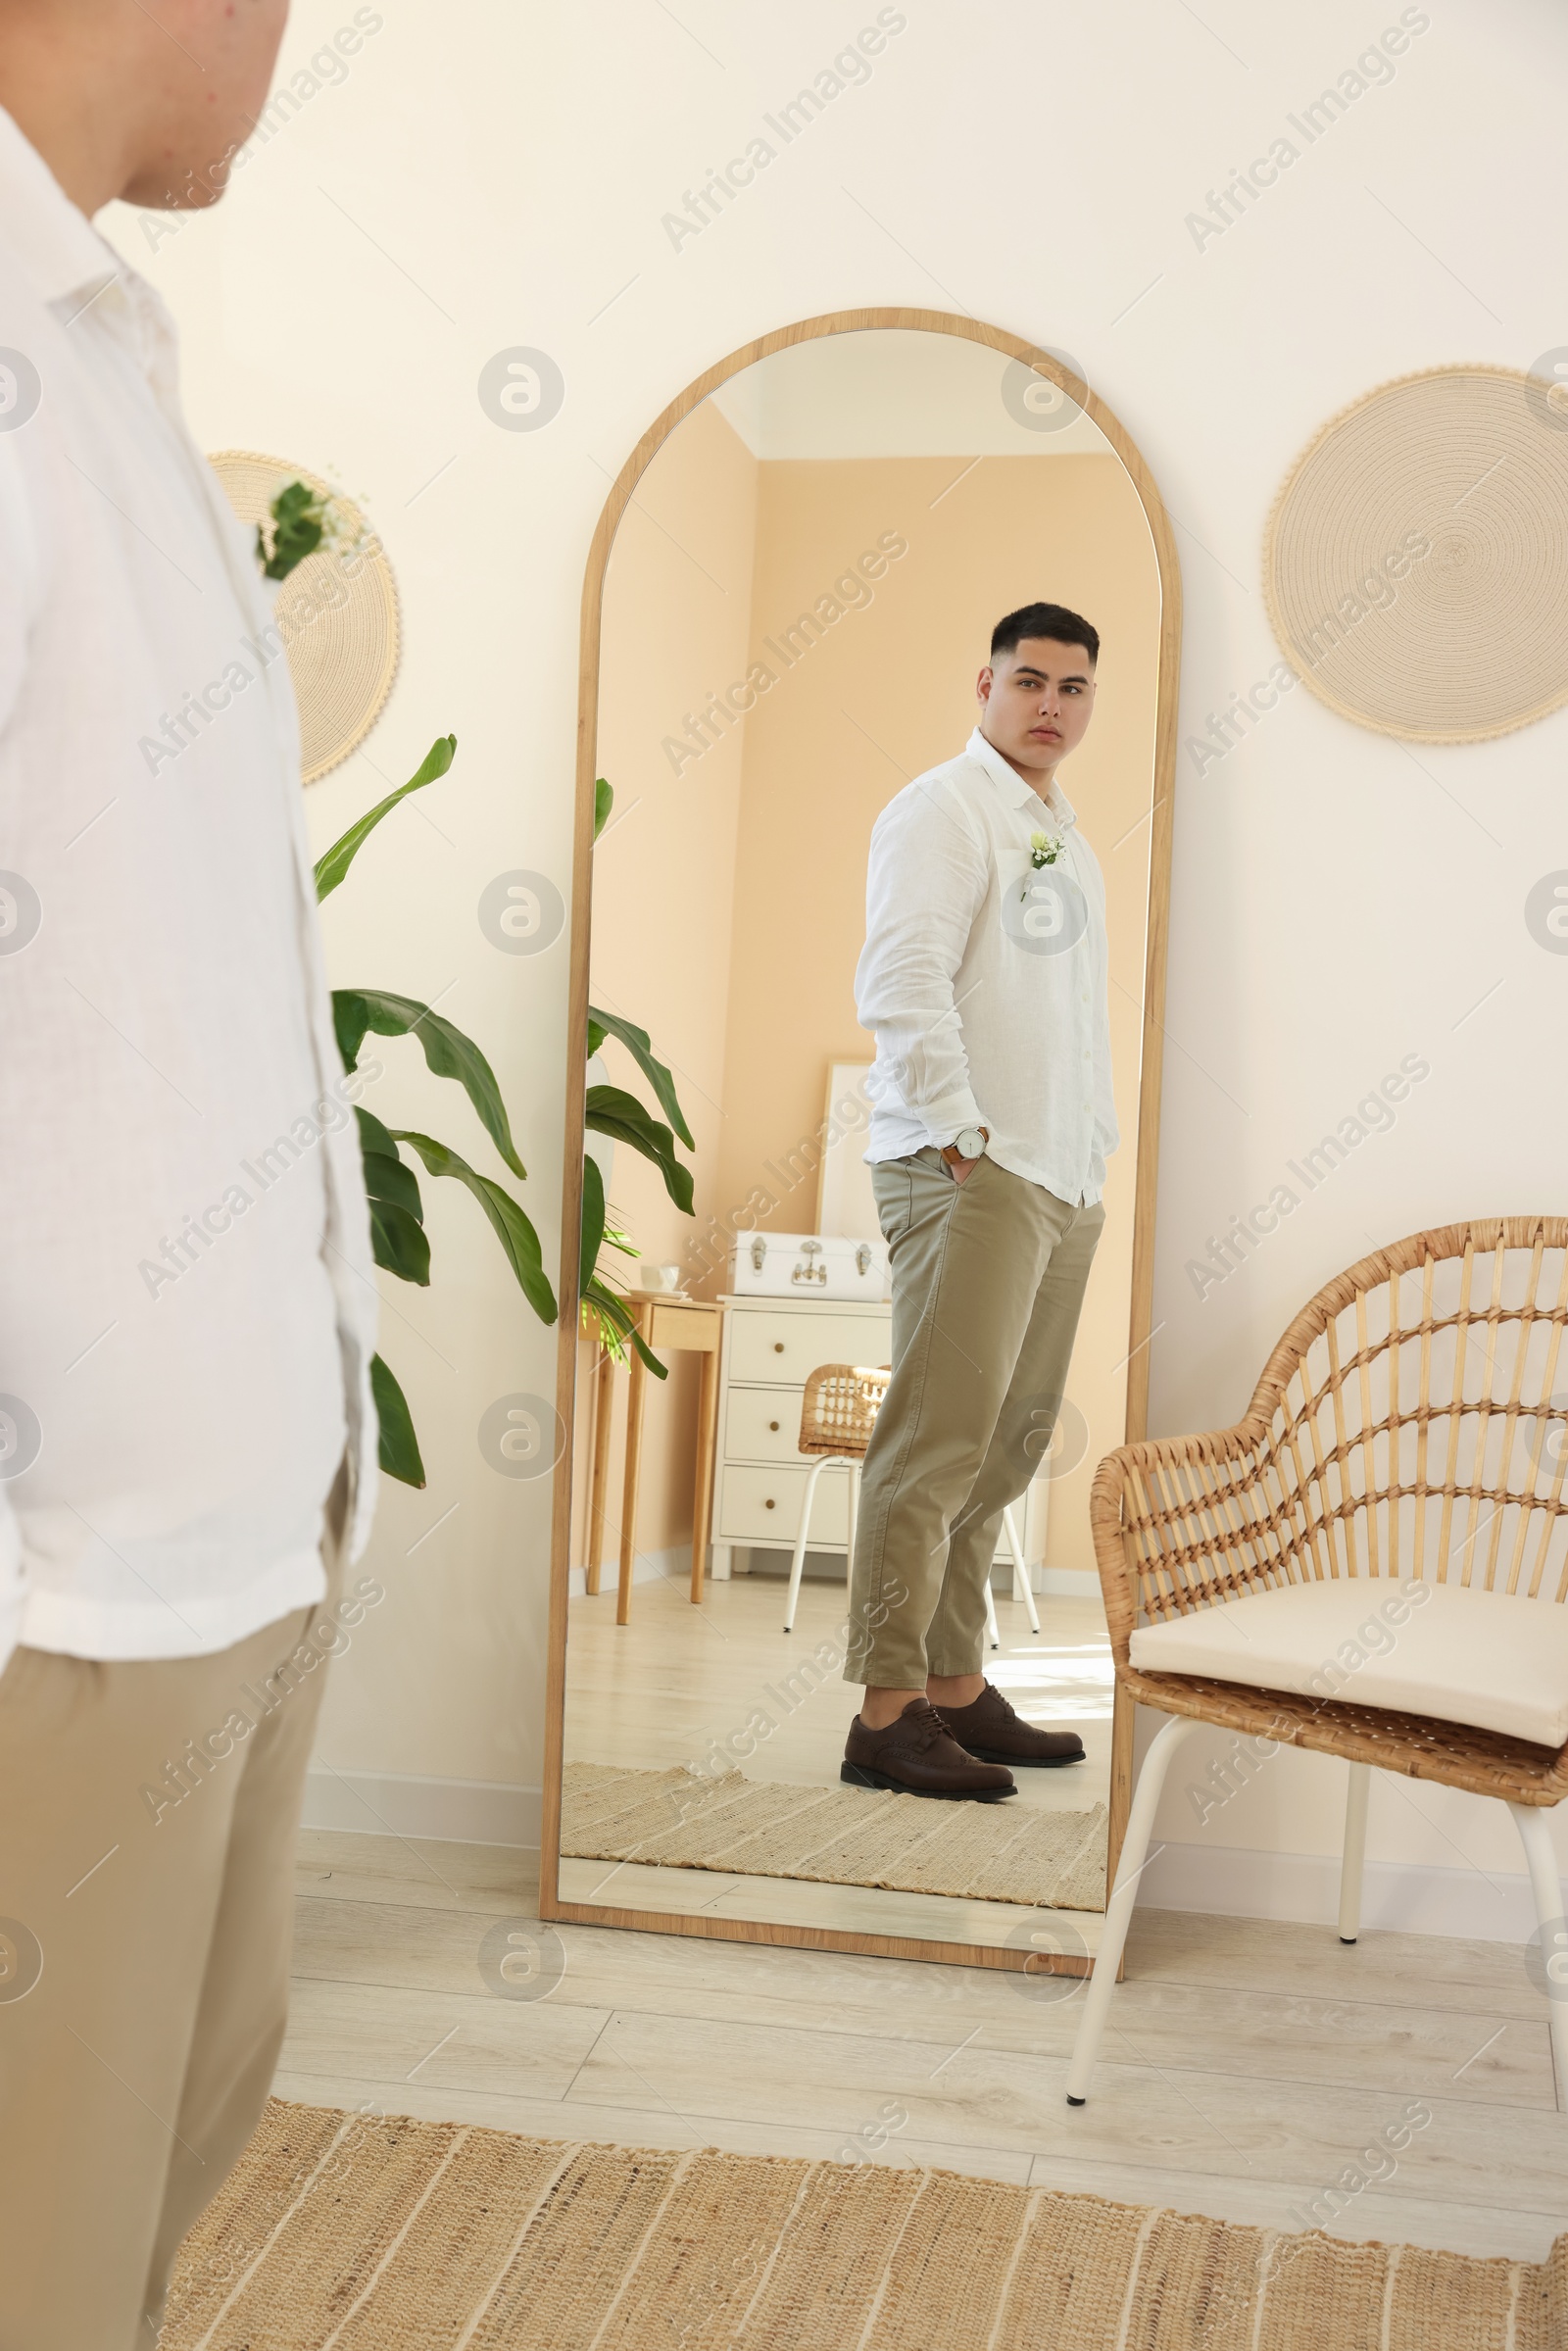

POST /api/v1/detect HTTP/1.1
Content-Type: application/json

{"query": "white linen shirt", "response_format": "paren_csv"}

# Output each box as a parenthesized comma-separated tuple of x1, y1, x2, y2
(857, 725, 1118, 1203)
(0, 110, 378, 1674)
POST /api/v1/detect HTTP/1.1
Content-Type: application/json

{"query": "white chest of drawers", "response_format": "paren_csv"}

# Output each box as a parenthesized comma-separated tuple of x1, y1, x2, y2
(709, 1293, 1044, 1582)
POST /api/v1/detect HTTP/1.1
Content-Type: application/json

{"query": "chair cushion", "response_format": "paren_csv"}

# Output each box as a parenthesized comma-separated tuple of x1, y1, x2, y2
(1128, 1578, 1568, 1747)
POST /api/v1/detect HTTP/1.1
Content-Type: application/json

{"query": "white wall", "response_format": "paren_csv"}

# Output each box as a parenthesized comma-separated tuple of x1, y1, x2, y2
(106, 0, 1568, 1922)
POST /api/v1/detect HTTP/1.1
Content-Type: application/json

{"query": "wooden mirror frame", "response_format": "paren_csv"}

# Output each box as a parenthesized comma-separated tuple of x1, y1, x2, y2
(539, 307, 1182, 1978)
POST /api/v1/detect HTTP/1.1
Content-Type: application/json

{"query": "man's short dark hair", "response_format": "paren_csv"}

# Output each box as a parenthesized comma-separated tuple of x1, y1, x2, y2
(991, 602, 1100, 665)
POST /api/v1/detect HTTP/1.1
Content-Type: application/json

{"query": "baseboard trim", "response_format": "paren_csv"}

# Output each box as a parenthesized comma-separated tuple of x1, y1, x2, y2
(1031, 1567, 1101, 1597)
(567, 1542, 686, 1600)
(1141, 1837, 1544, 1944)
(303, 1766, 542, 1848)
(301, 1777, 1544, 1942)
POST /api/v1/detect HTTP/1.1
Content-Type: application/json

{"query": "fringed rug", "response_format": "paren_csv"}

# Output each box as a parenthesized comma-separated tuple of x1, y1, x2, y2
(161, 2099, 1565, 2349)
(561, 1760, 1110, 1911)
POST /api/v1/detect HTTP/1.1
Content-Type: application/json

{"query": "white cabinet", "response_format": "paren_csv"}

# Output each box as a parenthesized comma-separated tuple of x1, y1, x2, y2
(727, 1309, 890, 1386)
(722, 1386, 815, 1465)
(710, 1294, 1044, 1581)
(720, 1463, 852, 1545)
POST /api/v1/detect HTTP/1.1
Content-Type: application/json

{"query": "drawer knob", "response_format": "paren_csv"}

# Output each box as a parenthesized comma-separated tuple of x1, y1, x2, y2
(768, 1420, 779, 1432)
(773, 1342, 785, 1353)
(764, 1497, 775, 1510)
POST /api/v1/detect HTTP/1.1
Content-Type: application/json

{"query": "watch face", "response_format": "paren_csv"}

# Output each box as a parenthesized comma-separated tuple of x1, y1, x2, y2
(956, 1127, 985, 1157)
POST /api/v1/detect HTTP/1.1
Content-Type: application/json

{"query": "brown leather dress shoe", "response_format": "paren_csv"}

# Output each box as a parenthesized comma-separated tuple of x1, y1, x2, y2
(935, 1681, 1087, 1767)
(843, 1698, 1016, 1801)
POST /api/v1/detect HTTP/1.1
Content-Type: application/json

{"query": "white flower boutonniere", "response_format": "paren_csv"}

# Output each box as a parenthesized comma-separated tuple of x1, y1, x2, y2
(1029, 828, 1065, 869)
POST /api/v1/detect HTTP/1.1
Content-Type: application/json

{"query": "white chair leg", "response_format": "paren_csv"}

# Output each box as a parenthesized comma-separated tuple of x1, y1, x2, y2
(1508, 1800, 1568, 2111)
(984, 1573, 1000, 1650)
(784, 1457, 832, 1633)
(1339, 1762, 1371, 1943)
(1002, 1504, 1041, 1635)
(1066, 1713, 1198, 2105)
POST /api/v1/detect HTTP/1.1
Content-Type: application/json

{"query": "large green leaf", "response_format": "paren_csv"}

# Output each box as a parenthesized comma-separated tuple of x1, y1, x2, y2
(369, 1197, 430, 1286)
(587, 1007, 695, 1149)
(334, 990, 524, 1180)
(363, 1145, 423, 1223)
(356, 1105, 399, 1160)
(593, 776, 612, 840)
(391, 1130, 557, 1325)
(585, 1085, 694, 1214)
(370, 1351, 426, 1487)
(579, 1151, 607, 1299)
(584, 1276, 666, 1378)
(314, 737, 457, 903)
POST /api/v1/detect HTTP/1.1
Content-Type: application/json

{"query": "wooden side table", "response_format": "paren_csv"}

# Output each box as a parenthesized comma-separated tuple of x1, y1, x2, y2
(581, 1296, 723, 1625)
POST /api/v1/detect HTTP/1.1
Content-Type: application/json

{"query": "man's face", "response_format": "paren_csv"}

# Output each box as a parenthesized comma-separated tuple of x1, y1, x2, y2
(121, 0, 292, 209)
(976, 637, 1097, 779)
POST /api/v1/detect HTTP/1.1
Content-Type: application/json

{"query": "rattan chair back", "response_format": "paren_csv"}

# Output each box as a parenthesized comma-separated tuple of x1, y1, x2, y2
(1092, 1219, 1568, 1803)
(798, 1363, 891, 1459)
(1104, 1218, 1568, 1634)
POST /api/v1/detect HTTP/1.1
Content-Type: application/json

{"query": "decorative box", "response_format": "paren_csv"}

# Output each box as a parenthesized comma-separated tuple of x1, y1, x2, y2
(727, 1231, 890, 1301)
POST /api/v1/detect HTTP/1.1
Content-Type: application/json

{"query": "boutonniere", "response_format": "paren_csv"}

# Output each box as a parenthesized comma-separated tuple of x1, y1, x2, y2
(1029, 828, 1065, 868)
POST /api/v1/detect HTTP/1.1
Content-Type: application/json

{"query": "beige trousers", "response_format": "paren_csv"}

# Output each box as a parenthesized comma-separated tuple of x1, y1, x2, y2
(845, 1150, 1104, 1690)
(0, 1465, 352, 2351)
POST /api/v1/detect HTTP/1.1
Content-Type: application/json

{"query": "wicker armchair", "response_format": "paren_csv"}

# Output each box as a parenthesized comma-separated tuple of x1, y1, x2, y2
(782, 1362, 1038, 1641)
(1067, 1218, 1568, 2110)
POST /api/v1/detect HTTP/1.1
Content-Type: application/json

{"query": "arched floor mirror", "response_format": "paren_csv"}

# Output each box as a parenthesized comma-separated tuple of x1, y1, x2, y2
(541, 310, 1180, 1978)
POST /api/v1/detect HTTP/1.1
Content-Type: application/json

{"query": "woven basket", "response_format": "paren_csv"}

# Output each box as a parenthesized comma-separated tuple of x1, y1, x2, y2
(798, 1363, 891, 1459)
(1092, 1218, 1568, 1804)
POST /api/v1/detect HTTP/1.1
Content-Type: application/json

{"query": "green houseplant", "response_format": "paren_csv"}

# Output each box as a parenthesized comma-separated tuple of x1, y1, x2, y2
(313, 743, 696, 1488)
(262, 482, 696, 1488)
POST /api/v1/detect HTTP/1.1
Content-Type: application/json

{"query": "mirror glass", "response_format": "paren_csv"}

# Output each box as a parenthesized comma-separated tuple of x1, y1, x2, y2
(557, 326, 1166, 1960)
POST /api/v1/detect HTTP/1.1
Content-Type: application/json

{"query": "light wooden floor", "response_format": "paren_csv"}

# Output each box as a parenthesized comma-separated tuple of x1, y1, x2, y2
(280, 1828, 1568, 2266)
(561, 1568, 1115, 1951)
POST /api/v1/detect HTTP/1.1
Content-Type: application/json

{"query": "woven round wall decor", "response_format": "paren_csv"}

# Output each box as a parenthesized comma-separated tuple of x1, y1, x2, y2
(209, 451, 400, 783)
(1262, 365, 1568, 744)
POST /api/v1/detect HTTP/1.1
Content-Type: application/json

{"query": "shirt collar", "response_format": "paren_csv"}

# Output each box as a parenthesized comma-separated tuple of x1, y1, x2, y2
(0, 105, 122, 312)
(965, 725, 1078, 831)
(0, 106, 185, 419)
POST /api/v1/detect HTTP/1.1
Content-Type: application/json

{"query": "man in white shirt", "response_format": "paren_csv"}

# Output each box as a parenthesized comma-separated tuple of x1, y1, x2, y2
(0, 6, 379, 2341)
(842, 605, 1114, 1800)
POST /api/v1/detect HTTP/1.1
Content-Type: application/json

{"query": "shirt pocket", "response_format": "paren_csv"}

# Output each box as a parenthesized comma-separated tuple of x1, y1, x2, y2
(997, 845, 1090, 959)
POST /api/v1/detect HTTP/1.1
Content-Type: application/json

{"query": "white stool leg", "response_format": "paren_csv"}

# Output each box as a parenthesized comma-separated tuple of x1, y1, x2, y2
(846, 1460, 860, 1580)
(1339, 1762, 1371, 1943)
(1003, 1504, 1041, 1635)
(1066, 1713, 1198, 2105)
(1508, 1800, 1568, 2110)
(784, 1457, 831, 1633)
(984, 1573, 1000, 1650)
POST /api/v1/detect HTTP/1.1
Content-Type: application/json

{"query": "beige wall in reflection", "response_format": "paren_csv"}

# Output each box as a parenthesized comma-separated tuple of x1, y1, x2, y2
(590, 419, 1161, 1577)
(579, 400, 757, 1580)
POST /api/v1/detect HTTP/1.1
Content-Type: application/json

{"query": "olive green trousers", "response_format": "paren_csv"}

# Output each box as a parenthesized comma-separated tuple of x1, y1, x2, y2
(845, 1150, 1103, 1689)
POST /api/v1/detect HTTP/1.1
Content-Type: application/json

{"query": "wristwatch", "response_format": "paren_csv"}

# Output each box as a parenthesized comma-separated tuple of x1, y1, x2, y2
(940, 1124, 989, 1168)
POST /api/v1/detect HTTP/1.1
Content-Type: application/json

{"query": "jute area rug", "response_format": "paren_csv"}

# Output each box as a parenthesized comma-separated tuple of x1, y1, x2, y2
(561, 1760, 1109, 1911)
(160, 2099, 1564, 2349)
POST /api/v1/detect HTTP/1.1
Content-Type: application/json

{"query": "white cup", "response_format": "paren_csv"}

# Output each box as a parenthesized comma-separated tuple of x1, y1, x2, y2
(636, 1263, 684, 1295)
